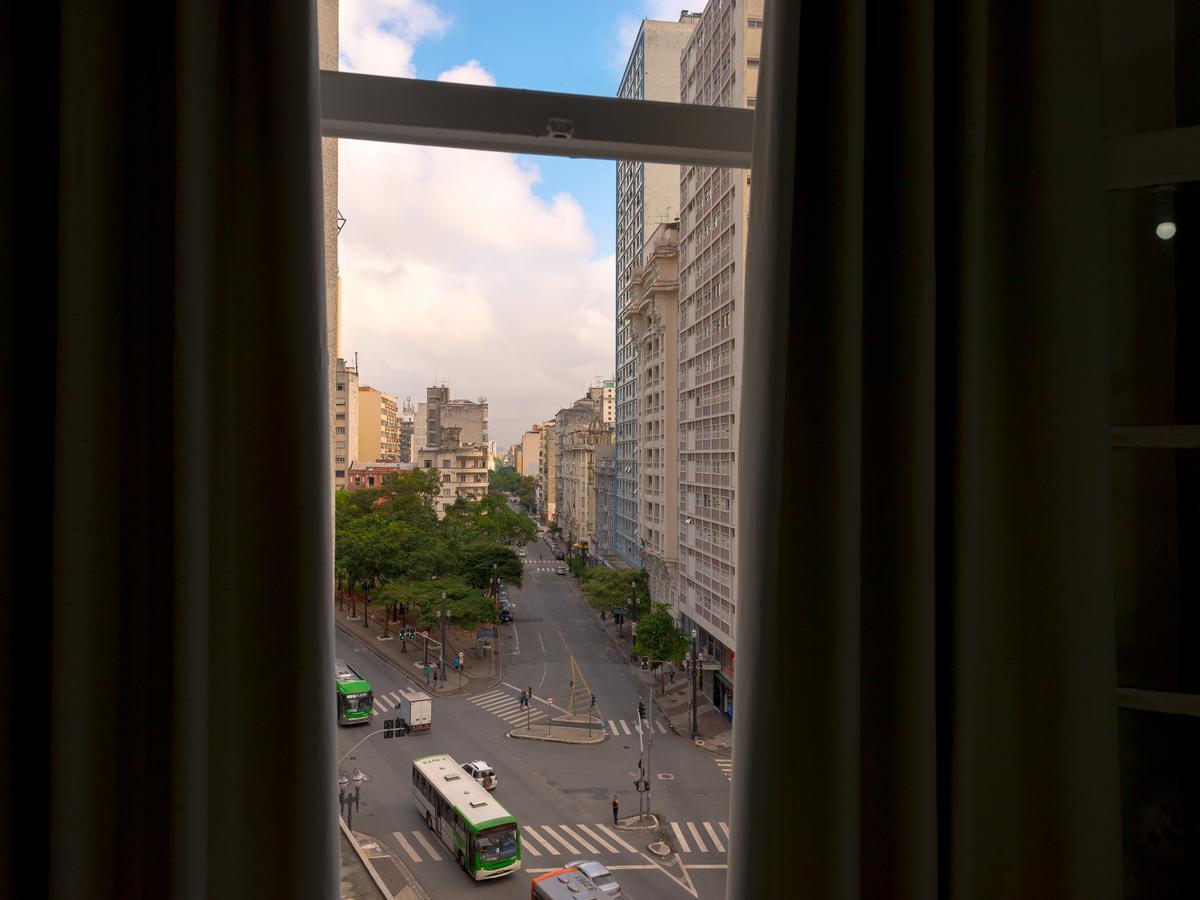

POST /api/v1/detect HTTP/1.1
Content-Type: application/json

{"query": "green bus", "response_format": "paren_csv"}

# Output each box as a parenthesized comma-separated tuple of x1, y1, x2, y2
(412, 753, 521, 880)
(335, 658, 374, 725)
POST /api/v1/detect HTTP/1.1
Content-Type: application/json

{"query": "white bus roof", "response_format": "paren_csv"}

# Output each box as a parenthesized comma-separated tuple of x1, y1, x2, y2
(412, 754, 514, 829)
(334, 659, 364, 683)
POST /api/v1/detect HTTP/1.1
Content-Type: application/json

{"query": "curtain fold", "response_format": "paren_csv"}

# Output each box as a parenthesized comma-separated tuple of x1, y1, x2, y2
(732, 1, 1120, 897)
(3, 2, 335, 896)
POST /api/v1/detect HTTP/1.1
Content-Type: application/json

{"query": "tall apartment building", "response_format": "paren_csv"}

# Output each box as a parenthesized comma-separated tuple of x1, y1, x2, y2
(398, 396, 415, 463)
(537, 420, 557, 523)
(333, 357, 359, 490)
(520, 427, 542, 477)
(554, 398, 602, 534)
(629, 222, 682, 609)
(613, 13, 700, 567)
(675, 0, 762, 721)
(594, 443, 616, 559)
(558, 420, 614, 558)
(589, 379, 617, 424)
(416, 427, 489, 517)
(357, 385, 401, 462)
(415, 386, 488, 452)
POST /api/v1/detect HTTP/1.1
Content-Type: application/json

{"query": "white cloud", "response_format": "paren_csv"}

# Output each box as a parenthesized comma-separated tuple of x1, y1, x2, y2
(339, 0, 449, 77)
(338, 36, 615, 446)
(436, 59, 496, 87)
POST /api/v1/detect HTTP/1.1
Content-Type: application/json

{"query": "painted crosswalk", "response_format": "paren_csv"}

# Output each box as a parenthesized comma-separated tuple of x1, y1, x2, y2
(469, 688, 548, 725)
(716, 757, 733, 782)
(371, 688, 415, 717)
(523, 562, 564, 572)
(389, 820, 730, 864)
(605, 718, 668, 736)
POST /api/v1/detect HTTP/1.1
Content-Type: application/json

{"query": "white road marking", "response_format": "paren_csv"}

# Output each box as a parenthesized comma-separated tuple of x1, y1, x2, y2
(719, 821, 730, 840)
(574, 824, 619, 854)
(373, 699, 387, 713)
(517, 829, 541, 856)
(595, 824, 638, 854)
(410, 830, 441, 862)
(391, 831, 421, 863)
(608, 720, 619, 734)
(521, 825, 559, 856)
(619, 720, 631, 735)
(558, 824, 597, 854)
(538, 824, 579, 854)
(687, 821, 708, 852)
(671, 821, 692, 853)
(656, 720, 667, 733)
(703, 821, 725, 853)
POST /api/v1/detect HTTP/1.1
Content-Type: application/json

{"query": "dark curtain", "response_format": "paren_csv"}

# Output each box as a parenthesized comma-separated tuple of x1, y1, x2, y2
(1, 2, 335, 897)
(732, 1, 1120, 897)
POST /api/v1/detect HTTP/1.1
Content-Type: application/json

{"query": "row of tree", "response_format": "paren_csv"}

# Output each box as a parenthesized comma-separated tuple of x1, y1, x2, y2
(489, 465, 537, 511)
(577, 566, 691, 688)
(335, 470, 537, 631)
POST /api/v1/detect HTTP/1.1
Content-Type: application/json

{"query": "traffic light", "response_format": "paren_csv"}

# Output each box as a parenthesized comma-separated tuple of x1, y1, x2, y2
(638, 700, 646, 721)
(641, 655, 649, 670)
(590, 693, 597, 708)
(384, 718, 394, 739)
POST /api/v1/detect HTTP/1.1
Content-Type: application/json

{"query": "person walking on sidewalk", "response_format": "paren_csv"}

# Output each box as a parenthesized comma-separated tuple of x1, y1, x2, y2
(611, 794, 619, 826)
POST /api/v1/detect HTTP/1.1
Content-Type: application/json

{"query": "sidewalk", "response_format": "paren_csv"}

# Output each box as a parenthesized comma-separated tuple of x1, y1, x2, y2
(340, 818, 430, 900)
(333, 601, 500, 698)
(580, 586, 734, 756)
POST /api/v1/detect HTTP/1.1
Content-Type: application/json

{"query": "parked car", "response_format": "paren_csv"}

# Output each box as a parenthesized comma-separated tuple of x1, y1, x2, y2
(563, 860, 621, 895)
(462, 760, 498, 790)
(554, 550, 565, 560)
(499, 606, 513, 623)
(555, 565, 567, 575)
(518, 547, 526, 557)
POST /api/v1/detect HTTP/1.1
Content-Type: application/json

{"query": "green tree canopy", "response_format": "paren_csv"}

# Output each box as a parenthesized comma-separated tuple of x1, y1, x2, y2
(632, 602, 690, 674)
(580, 566, 649, 614)
(458, 542, 524, 591)
(441, 493, 536, 546)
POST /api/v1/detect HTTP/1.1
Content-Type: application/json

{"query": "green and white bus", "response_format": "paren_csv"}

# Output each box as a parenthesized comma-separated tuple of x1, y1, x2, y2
(335, 659, 374, 725)
(412, 753, 521, 880)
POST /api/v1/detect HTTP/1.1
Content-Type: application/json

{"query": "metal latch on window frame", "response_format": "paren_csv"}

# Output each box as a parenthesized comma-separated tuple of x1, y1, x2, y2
(544, 117, 575, 140)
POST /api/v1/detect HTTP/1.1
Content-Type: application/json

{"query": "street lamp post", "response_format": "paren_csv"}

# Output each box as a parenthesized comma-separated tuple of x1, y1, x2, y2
(439, 591, 447, 685)
(690, 627, 699, 740)
(363, 592, 371, 629)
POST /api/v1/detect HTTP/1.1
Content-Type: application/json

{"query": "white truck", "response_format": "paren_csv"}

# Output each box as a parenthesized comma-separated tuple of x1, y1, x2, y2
(396, 688, 432, 733)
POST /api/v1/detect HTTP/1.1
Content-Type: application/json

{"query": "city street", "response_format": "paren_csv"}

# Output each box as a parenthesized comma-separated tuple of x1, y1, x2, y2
(335, 530, 732, 899)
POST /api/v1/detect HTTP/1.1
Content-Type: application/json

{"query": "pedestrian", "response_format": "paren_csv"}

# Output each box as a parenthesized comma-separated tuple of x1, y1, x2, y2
(424, 663, 430, 683)
(433, 669, 439, 687)
(611, 794, 619, 826)
(669, 665, 675, 685)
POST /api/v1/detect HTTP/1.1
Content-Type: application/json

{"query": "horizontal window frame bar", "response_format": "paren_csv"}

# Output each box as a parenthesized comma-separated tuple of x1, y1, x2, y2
(320, 70, 754, 168)
(1118, 687, 1200, 717)
(1109, 425, 1200, 448)
(1105, 125, 1200, 189)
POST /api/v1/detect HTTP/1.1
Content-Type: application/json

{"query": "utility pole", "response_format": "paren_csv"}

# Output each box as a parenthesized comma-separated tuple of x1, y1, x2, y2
(690, 627, 699, 740)
(439, 591, 447, 684)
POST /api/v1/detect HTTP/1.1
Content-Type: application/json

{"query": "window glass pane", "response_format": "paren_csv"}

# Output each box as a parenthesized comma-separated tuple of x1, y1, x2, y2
(1112, 448, 1200, 693)
(1101, 0, 1200, 135)
(1119, 709, 1199, 899)
(1107, 182, 1200, 426)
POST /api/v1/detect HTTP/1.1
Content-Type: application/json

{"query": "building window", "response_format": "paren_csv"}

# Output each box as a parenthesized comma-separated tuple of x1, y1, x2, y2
(335, 427, 346, 434)
(747, 58, 759, 69)
(335, 456, 345, 465)
(335, 469, 345, 478)
(748, 17, 763, 27)
(424, 460, 432, 468)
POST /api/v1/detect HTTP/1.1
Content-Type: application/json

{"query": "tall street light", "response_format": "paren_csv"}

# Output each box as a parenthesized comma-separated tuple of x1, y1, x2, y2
(690, 627, 699, 740)
(439, 590, 448, 685)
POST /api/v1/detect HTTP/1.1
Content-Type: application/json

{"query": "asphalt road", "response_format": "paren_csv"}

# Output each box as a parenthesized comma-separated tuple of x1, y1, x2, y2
(335, 525, 731, 899)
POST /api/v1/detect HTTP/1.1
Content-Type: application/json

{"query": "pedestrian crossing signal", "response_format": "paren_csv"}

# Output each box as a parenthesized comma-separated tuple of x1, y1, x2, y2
(384, 718, 395, 739)
(641, 655, 649, 670)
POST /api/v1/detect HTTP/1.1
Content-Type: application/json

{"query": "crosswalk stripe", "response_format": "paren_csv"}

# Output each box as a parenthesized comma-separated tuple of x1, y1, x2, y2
(388, 691, 403, 705)
(522, 825, 559, 856)
(670, 821, 692, 853)
(373, 699, 387, 713)
(411, 830, 442, 862)
(391, 831, 422, 863)
(595, 824, 638, 854)
(517, 829, 542, 857)
(656, 720, 667, 733)
(478, 696, 518, 711)
(607, 720, 618, 734)
(558, 824, 597, 854)
(619, 720, 631, 735)
(539, 825, 579, 855)
(719, 822, 730, 840)
(687, 821, 708, 852)
(575, 824, 619, 854)
(703, 821, 725, 853)
(473, 690, 507, 702)
(372, 709, 379, 716)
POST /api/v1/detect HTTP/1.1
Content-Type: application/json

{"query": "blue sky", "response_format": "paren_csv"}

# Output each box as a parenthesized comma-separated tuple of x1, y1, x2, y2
(337, 1, 691, 446)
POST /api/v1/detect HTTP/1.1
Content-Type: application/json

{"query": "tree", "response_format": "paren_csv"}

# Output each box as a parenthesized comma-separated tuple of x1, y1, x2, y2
(489, 465, 521, 494)
(442, 494, 536, 546)
(458, 542, 523, 591)
(632, 602, 690, 690)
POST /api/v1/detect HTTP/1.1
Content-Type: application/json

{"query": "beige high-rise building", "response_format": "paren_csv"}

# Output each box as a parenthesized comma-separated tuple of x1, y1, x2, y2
(675, 0, 762, 720)
(520, 428, 542, 477)
(537, 420, 557, 523)
(417, 426, 489, 518)
(614, 13, 700, 567)
(628, 222, 682, 609)
(357, 385, 401, 462)
(558, 419, 614, 558)
(333, 357, 359, 489)
(588, 380, 617, 425)
(415, 386, 488, 459)
(398, 396, 415, 463)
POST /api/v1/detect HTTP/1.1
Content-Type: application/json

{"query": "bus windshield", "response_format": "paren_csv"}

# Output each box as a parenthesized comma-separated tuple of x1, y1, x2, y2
(341, 693, 372, 713)
(476, 824, 518, 862)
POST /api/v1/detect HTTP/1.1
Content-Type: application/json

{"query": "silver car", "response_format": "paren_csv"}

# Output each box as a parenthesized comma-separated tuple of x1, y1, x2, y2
(563, 860, 620, 895)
